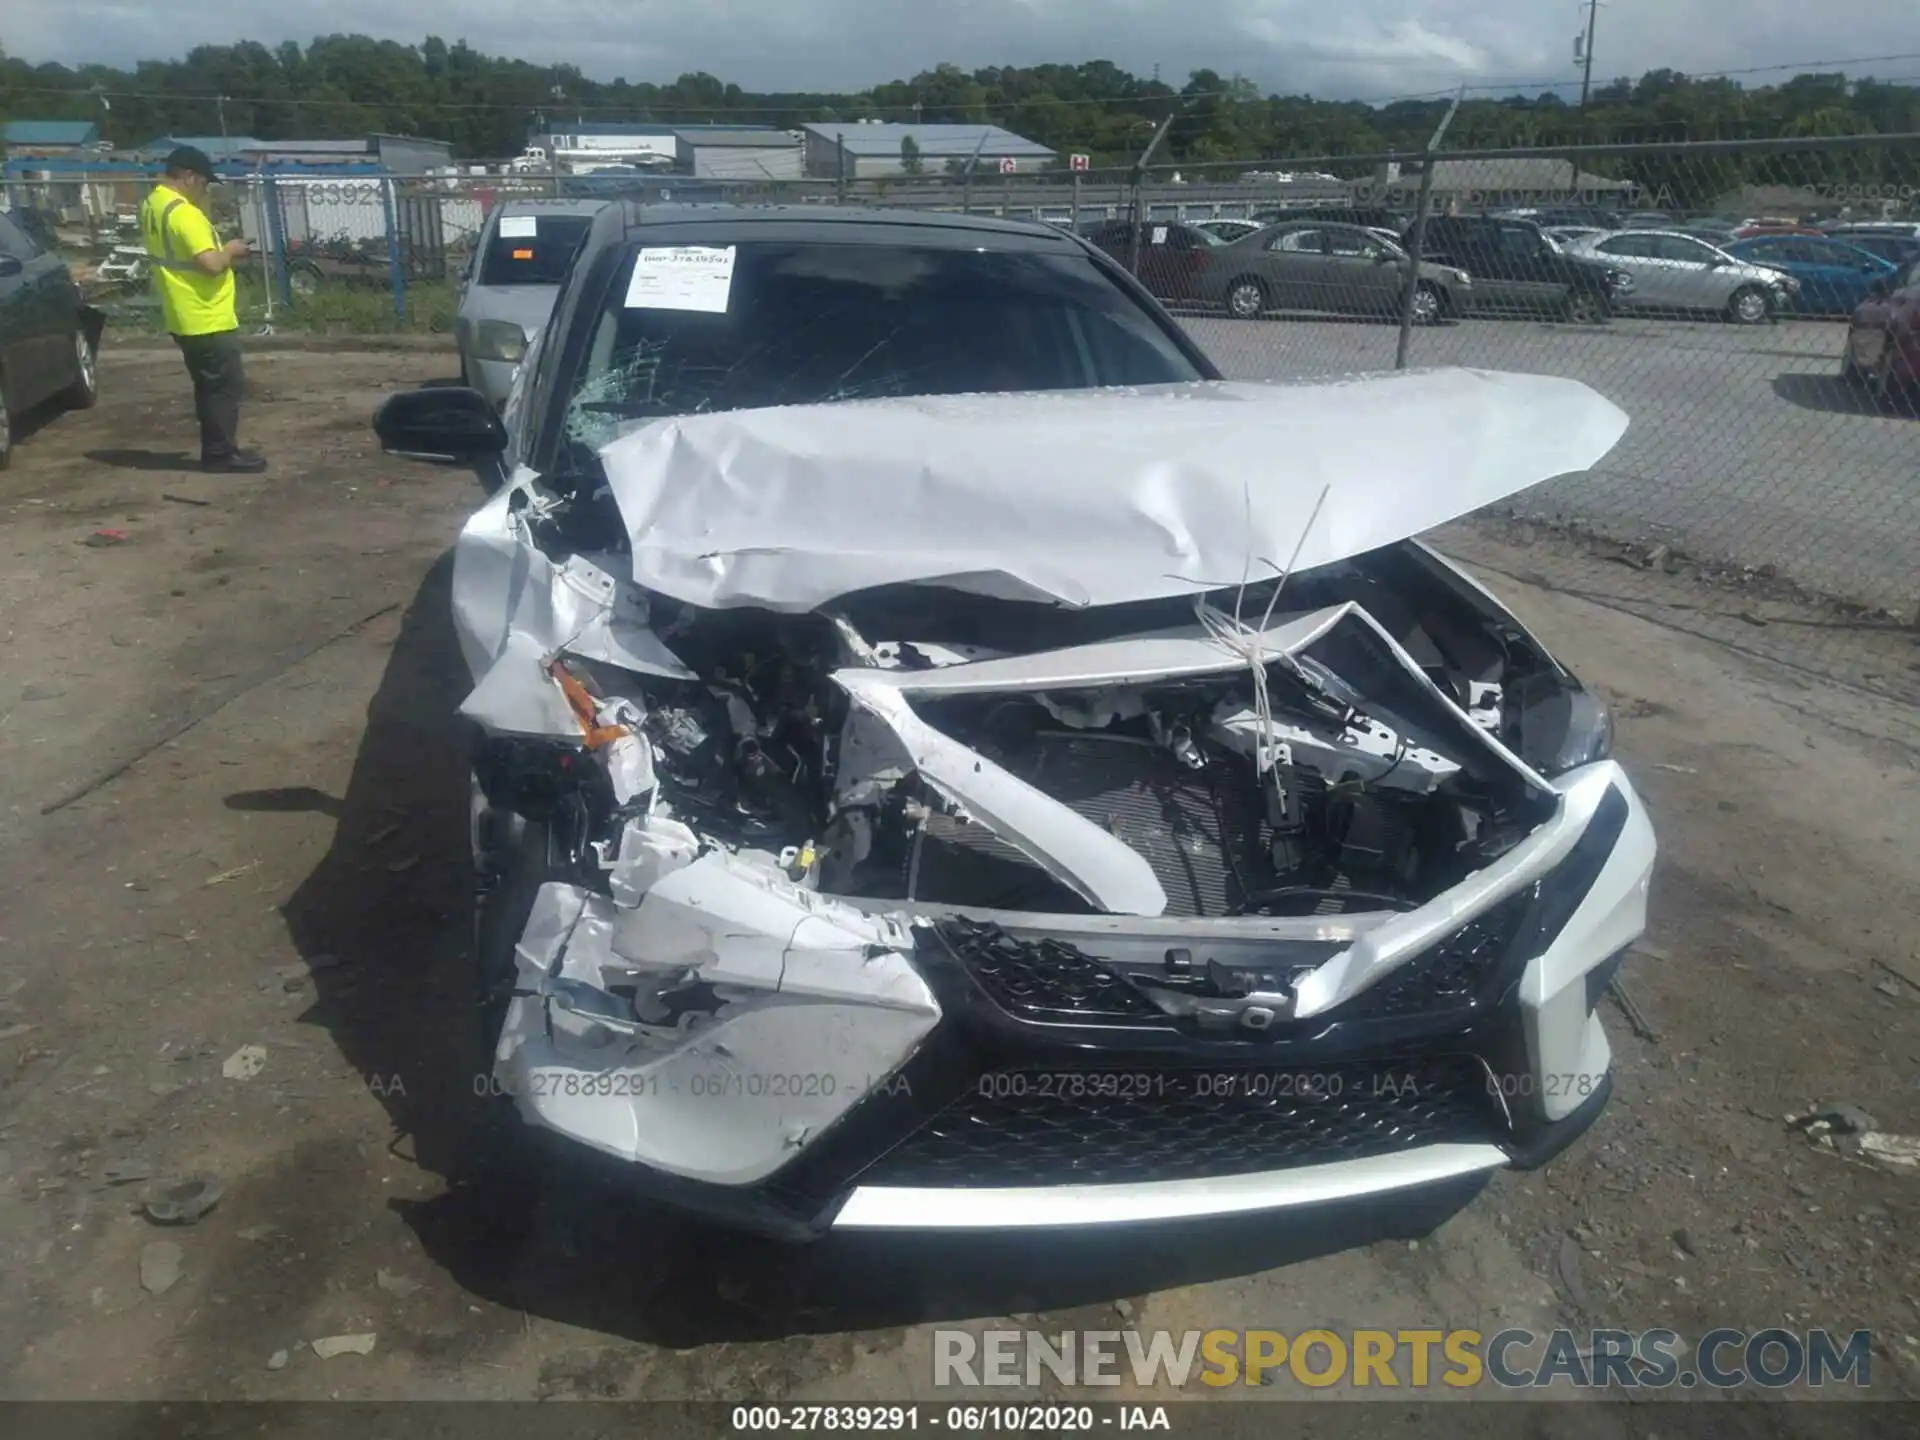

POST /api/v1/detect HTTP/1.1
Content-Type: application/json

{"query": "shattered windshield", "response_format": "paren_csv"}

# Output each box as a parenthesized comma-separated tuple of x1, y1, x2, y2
(560, 241, 1202, 453)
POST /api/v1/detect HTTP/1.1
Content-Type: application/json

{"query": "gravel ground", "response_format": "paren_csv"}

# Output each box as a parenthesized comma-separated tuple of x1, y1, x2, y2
(1188, 311, 1920, 624)
(0, 348, 1917, 1419)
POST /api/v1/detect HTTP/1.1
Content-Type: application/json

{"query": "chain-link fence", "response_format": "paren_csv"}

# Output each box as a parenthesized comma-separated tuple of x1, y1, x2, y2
(9, 135, 1915, 693)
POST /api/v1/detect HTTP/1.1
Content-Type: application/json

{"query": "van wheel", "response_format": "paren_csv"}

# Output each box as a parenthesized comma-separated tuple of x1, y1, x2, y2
(1225, 277, 1268, 320)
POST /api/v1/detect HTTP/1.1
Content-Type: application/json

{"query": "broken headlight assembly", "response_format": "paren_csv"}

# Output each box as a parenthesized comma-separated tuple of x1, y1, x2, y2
(472, 319, 529, 364)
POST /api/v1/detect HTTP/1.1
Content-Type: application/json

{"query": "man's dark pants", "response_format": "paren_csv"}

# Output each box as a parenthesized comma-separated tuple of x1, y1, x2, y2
(172, 329, 244, 462)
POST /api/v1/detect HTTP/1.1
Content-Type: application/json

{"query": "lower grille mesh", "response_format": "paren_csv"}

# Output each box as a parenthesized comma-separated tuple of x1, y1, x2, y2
(861, 1053, 1504, 1187)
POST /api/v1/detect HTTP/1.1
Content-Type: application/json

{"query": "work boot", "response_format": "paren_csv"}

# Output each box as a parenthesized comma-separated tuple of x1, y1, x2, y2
(203, 450, 268, 474)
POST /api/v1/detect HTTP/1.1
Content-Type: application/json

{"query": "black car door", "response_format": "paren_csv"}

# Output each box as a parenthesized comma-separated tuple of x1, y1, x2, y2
(0, 212, 66, 406)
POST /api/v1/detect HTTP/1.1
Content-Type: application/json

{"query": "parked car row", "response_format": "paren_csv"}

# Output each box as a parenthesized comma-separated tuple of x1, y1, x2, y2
(1082, 214, 1631, 324)
(1087, 203, 1919, 329)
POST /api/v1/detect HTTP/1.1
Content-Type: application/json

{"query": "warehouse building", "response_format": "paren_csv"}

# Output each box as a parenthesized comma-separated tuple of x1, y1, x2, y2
(135, 133, 455, 174)
(800, 121, 1055, 179)
(676, 127, 803, 180)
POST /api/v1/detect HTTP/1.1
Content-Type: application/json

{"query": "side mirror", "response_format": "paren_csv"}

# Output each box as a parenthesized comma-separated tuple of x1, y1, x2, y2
(372, 386, 507, 461)
(0, 255, 22, 279)
(1867, 276, 1892, 298)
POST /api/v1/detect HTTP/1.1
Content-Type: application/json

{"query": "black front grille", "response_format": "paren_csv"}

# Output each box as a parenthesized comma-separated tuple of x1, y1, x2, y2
(937, 916, 1162, 1021)
(1345, 885, 1537, 1019)
(861, 1053, 1504, 1187)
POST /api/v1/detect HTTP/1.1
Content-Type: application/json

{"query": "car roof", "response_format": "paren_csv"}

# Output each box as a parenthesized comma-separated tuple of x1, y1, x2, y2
(492, 198, 613, 219)
(612, 202, 1084, 251)
(1592, 228, 1721, 240)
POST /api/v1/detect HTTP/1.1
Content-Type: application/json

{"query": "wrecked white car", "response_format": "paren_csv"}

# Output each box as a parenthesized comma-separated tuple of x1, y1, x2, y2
(374, 205, 1654, 1239)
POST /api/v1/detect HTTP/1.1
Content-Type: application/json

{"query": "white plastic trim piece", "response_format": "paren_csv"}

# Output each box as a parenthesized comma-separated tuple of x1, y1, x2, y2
(831, 1143, 1508, 1229)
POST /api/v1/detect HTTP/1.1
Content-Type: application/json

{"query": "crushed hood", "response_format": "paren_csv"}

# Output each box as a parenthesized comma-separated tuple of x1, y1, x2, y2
(597, 368, 1627, 613)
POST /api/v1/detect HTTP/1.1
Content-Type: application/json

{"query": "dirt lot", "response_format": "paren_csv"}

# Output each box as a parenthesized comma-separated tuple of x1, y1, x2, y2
(1, 346, 1918, 1418)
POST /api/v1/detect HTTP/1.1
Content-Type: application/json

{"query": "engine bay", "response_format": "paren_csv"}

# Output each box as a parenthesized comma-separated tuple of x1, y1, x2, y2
(477, 539, 1597, 924)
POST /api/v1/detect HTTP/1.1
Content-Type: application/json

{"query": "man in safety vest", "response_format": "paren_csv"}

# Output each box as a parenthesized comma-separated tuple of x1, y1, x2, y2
(139, 146, 267, 472)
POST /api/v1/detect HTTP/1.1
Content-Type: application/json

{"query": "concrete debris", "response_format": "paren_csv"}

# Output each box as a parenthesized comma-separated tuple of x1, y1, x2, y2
(202, 862, 259, 888)
(221, 1044, 266, 1080)
(100, 1157, 154, 1186)
(310, 1333, 377, 1359)
(141, 1174, 224, 1226)
(1794, 1102, 1878, 1137)
(1791, 1104, 1920, 1174)
(376, 1268, 423, 1298)
(265, 1349, 290, 1372)
(140, 1240, 183, 1295)
(236, 1224, 277, 1242)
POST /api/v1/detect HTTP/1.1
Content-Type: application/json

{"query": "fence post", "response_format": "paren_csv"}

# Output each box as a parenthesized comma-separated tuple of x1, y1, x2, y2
(1395, 89, 1464, 371)
(261, 174, 292, 309)
(1070, 172, 1081, 230)
(1127, 114, 1176, 278)
(382, 178, 406, 325)
(836, 134, 847, 204)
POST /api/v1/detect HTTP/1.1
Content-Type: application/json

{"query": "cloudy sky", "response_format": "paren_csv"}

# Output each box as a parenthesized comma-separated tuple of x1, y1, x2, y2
(9, 1, 1915, 100)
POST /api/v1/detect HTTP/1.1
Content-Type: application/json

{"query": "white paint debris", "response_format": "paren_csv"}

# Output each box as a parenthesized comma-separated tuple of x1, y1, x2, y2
(310, 1333, 377, 1359)
(221, 1044, 267, 1081)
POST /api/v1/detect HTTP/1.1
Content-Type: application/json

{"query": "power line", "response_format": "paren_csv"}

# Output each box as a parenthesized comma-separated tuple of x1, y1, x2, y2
(2, 51, 1916, 118)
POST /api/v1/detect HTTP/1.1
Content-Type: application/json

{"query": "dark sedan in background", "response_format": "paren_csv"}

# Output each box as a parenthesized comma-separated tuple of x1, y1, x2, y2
(1201, 221, 1471, 322)
(1413, 216, 1631, 322)
(0, 208, 102, 468)
(1080, 220, 1221, 306)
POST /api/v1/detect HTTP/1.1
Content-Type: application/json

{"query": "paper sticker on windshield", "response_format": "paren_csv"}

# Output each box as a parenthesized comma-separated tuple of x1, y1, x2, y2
(1151, 225, 1168, 244)
(498, 215, 537, 238)
(625, 245, 737, 313)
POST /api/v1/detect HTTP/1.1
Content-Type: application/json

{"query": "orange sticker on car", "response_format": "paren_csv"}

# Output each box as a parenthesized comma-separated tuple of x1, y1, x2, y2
(512, 247, 533, 259)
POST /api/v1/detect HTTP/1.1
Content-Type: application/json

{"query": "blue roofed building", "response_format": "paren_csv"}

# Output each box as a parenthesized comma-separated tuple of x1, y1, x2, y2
(3, 119, 104, 155)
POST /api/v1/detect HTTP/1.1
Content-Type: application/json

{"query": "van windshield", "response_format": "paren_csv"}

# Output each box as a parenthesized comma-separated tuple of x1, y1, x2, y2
(478, 215, 596, 286)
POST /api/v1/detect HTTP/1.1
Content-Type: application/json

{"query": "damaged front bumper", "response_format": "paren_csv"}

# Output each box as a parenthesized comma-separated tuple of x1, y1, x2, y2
(490, 760, 1651, 1239)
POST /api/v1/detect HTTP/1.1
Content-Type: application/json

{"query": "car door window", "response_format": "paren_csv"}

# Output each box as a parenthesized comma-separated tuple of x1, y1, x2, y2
(1496, 225, 1542, 261)
(1268, 229, 1325, 254)
(1775, 241, 1836, 265)
(1597, 234, 1655, 258)
(1653, 235, 1718, 264)
(1324, 228, 1377, 258)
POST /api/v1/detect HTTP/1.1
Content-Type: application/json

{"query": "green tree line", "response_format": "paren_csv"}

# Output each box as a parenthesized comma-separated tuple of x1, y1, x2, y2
(2, 36, 1916, 169)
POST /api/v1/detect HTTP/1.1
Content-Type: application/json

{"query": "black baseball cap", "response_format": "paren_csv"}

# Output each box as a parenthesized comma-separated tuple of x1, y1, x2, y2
(164, 146, 218, 181)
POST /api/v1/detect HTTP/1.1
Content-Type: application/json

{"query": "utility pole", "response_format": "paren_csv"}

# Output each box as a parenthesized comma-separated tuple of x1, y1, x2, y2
(1395, 86, 1464, 371)
(1578, 0, 1600, 108)
(217, 94, 229, 145)
(1126, 111, 1176, 277)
